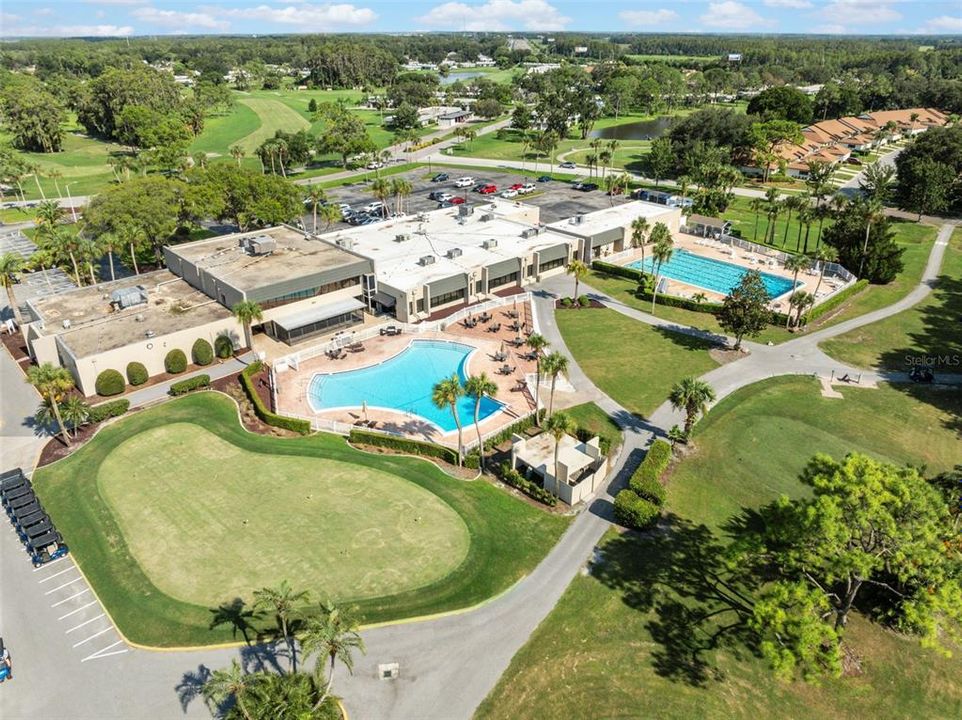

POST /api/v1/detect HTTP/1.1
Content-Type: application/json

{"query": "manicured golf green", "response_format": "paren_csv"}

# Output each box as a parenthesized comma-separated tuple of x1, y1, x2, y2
(32, 392, 569, 646)
(233, 97, 312, 153)
(98, 423, 469, 607)
(476, 377, 962, 720)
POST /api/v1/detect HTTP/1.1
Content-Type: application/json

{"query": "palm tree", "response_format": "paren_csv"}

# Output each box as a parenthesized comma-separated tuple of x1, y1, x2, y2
(370, 177, 391, 218)
(780, 195, 800, 247)
(783, 253, 810, 328)
(98, 231, 121, 281)
(526, 333, 549, 418)
(676, 174, 692, 207)
(465, 373, 498, 472)
(26, 363, 75, 446)
(0, 252, 24, 326)
(305, 187, 327, 233)
(29, 246, 55, 291)
(566, 259, 589, 303)
(749, 197, 764, 242)
(319, 204, 342, 231)
(857, 197, 884, 278)
(599, 149, 612, 182)
(648, 224, 674, 314)
(302, 601, 365, 710)
(232, 300, 263, 351)
(541, 351, 568, 418)
(544, 412, 576, 499)
(76, 232, 100, 286)
(762, 187, 781, 245)
(35, 199, 62, 232)
(202, 659, 255, 720)
(49, 225, 82, 286)
(668, 377, 716, 438)
(47, 168, 64, 199)
(59, 395, 90, 437)
(389, 177, 412, 215)
(432, 374, 465, 465)
(858, 162, 895, 204)
(230, 145, 246, 168)
(789, 290, 815, 327)
(811, 244, 838, 298)
(253, 581, 310, 674)
(585, 153, 598, 180)
(630, 216, 650, 268)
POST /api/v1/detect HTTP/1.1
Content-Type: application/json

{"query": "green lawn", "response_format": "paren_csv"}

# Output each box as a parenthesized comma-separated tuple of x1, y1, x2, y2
(556, 307, 719, 418)
(32, 392, 569, 647)
(475, 377, 962, 720)
(821, 227, 962, 372)
(562, 402, 623, 455)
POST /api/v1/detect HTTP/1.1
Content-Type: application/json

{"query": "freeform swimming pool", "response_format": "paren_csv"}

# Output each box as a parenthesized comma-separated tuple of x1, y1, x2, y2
(627, 249, 798, 299)
(307, 340, 502, 433)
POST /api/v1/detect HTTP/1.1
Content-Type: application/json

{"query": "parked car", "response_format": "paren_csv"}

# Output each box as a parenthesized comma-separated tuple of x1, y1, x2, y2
(478, 184, 497, 194)
(454, 177, 474, 188)
(501, 188, 519, 198)
(446, 196, 466, 205)
(538, 175, 552, 182)
(436, 192, 455, 203)
(431, 173, 449, 182)
(337, 203, 351, 212)
(509, 183, 524, 191)
(366, 161, 384, 170)
(471, 182, 488, 192)
(559, 161, 577, 169)
(519, 183, 536, 194)
(573, 182, 599, 192)
(428, 190, 448, 201)
(361, 201, 385, 214)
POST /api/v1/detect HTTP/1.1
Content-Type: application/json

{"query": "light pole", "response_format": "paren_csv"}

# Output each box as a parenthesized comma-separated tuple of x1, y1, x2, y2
(64, 182, 78, 223)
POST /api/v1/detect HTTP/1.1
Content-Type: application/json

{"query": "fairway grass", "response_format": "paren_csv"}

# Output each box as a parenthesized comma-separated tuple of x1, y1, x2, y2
(475, 377, 962, 720)
(32, 393, 569, 647)
(99, 423, 469, 607)
(235, 97, 311, 153)
(556, 307, 719, 418)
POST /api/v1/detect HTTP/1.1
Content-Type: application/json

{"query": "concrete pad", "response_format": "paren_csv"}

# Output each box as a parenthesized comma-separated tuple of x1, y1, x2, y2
(819, 376, 844, 398)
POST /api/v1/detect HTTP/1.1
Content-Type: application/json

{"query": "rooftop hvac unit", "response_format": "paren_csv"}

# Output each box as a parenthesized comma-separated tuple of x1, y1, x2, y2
(482, 239, 498, 249)
(458, 204, 474, 217)
(336, 237, 354, 250)
(62, 319, 71, 329)
(395, 233, 410, 242)
(135, 314, 145, 323)
(446, 248, 463, 259)
(569, 214, 585, 225)
(110, 285, 148, 309)
(145, 329, 155, 338)
(244, 235, 276, 255)
(520, 228, 538, 239)
(419, 255, 436, 266)
(480, 213, 494, 222)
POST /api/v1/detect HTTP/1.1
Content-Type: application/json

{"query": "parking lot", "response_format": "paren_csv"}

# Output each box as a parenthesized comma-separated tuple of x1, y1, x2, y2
(305, 167, 631, 232)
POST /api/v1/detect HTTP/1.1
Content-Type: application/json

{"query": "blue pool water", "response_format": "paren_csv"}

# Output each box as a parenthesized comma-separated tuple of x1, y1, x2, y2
(627, 249, 797, 298)
(307, 340, 501, 432)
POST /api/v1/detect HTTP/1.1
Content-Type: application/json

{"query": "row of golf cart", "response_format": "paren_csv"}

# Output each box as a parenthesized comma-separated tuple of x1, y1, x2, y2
(2, 468, 68, 567)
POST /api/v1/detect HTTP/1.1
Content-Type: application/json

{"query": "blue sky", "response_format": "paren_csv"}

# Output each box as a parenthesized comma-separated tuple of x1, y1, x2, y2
(1, 1, 960, 37)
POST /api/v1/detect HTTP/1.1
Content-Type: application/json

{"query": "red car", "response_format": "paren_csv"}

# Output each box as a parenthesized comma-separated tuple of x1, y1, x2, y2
(478, 184, 497, 194)
(447, 196, 466, 205)
(509, 183, 524, 191)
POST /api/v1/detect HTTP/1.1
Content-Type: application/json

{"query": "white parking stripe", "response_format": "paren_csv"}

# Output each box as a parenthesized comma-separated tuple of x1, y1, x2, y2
(44, 577, 83, 595)
(66, 613, 106, 634)
(38, 566, 78, 583)
(51, 588, 90, 607)
(81, 641, 127, 663)
(72, 626, 112, 647)
(33, 556, 67, 572)
(58, 601, 98, 620)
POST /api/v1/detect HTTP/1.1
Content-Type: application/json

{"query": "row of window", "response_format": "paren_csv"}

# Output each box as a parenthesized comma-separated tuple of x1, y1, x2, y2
(258, 277, 359, 310)
(269, 310, 363, 344)
(539, 257, 566, 273)
(430, 287, 466, 308)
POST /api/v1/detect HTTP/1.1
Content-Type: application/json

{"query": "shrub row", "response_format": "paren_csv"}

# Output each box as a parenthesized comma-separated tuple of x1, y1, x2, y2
(169, 374, 210, 396)
(240, 362, 312, 435)
(498, 463, 557, 506)
(348, 429, 459, 465)
(615, 439, 672, 530)
(126, 361, 148, 386)
(634, 287, 725, 315)
(802, 279, 869, 324)
(88, 398, 130, 424)
(94, 368, 125, 396)
(592, 260, 647, 283)
(482, 409, 545, 451)
(191, 338, 214, 366)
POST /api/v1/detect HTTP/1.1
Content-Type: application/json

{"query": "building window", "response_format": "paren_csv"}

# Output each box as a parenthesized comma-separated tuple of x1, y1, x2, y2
(489, 271, 519, 289)
(538, 257, 566, 273)
(526, 264, 536, 277)
(270, 310, 363, 344)
(430, 287, 466, 308)
(416, 298, 425, 313)
(258, 277, 359, 310)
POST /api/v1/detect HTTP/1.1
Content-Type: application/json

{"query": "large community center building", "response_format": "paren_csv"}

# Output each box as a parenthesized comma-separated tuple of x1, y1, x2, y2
(22, 200, 680, 395)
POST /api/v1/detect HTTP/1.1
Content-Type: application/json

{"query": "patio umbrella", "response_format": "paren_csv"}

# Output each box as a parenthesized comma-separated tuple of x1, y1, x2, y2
(500, 340, 505, 354)
(362, 400, 368, 423)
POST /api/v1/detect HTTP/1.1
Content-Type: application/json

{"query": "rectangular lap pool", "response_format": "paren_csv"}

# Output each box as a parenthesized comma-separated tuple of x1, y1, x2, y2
(627, 249, 797, 299)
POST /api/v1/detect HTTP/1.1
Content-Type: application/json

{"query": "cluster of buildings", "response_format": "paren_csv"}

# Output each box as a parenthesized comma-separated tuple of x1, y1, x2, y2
(22, 200, 679, 397)
(401, 54, 497, 72)
(750, 106, 950, 179)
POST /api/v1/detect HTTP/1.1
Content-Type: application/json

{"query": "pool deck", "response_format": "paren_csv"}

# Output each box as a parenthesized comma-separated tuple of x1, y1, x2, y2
(624, 232, 850, 311)
(273, 302, 539, 446)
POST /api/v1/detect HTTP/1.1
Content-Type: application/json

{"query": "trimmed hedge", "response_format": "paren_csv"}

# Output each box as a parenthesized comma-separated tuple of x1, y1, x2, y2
(126, 361, 148, 386)
(498, 463, 557, 506)
(577, 294, 591, 307)
(169, 374, 210, 396)
(482, 409, 545, 451)
(631, 475, 667, 505)
(803, 278, 869, 324)
(592, 260, 647, 283)
(88, 398, 130, 424)
(348, 429, 459, 465)
(164, 349, 188, 374)
(240, 361, 311, 435)
(635, 287, 725, 315)
(214, 335, 234, 359)
(613, 489, 660, 529)
(191, 338, 214, 366)
(94, 369, 125, 397)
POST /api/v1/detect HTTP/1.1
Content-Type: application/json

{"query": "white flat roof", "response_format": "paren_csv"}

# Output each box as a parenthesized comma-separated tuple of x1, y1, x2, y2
(547, 201, 679, 237)
(320, 201, 576, 292)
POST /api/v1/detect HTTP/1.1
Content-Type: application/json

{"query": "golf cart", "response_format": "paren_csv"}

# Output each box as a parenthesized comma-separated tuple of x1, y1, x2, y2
(26, 531, 68, 567)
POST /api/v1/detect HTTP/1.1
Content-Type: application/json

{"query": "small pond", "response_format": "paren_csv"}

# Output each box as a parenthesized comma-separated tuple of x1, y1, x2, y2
(590, 116, 674, 141)
(440, 71, 486, 86)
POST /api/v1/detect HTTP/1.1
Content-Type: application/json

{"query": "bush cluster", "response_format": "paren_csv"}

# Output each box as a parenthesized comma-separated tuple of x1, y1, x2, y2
(348, 429, 459, 465)
(89, 398, 130, 423)
(94, 369, 125, 396)
(125, 361, 148, 386)
(191, 338, 214, 366)
(169, 374, 210, 396)
(240, 362, 311, 434)
(164, 349, 188, 374)
(592, 260, 647, 283)
(615, 439, 672, 530)
(577, 295, 591, 307)
(497, 463, 557, 506)
(482, 409, 545, 451)
(802, 279, 869, 324)
(214, 334, 234, 359)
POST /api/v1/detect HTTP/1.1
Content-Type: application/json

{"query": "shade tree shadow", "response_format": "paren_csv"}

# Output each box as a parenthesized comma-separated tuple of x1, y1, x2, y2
(209, 597, 260, 646)
(175, 663, 212, 714)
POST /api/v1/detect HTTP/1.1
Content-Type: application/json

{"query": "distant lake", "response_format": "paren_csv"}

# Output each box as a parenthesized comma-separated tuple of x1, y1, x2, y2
(440, 71, 486, 86)
(590, 116, 674, 141)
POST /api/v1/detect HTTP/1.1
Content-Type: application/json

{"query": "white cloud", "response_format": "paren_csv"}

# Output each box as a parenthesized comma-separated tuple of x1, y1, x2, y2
(917, 15, 962, 32)
(221, 3, 377, 28)
(618, 9, 679, 26)
(1, 12, 20, 24)
(700, 1, 772, 29)
(132, 7, 230, 31)
(418, 0, 571, 31)
(82, 0, 146, 5)
(34, 8, 54, 16)
(763, 0, 812, 8)
(1, 23, 134, 37)
(819, 0, 900, 24)
(814, 23, 847, 33)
